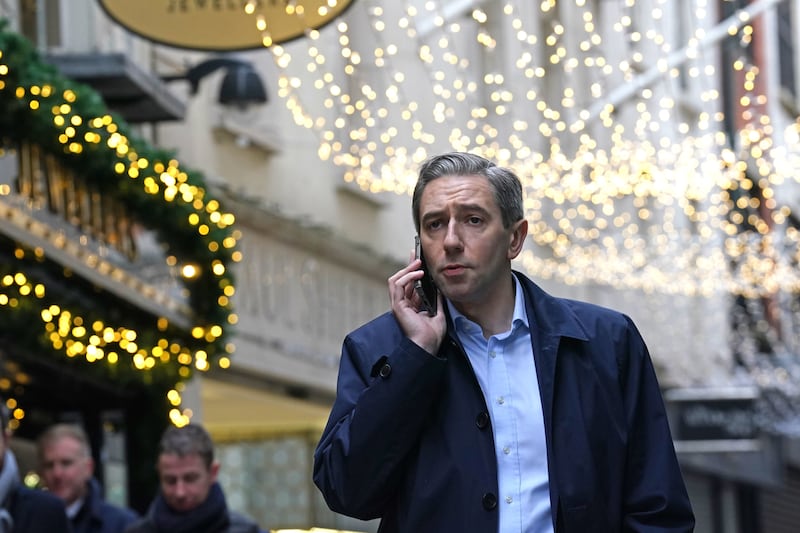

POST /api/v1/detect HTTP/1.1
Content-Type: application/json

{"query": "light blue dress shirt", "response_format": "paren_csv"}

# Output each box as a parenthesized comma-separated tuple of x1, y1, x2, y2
(448, 274, 553, 533)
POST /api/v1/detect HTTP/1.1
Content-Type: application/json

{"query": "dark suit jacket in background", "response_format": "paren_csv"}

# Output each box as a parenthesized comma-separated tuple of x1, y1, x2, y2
(71, 478, 138, 533)
(9, 484, 72, 532)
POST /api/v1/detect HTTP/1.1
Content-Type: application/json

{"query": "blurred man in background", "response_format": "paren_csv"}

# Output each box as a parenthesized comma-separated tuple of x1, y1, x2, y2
(38, 423, 137, 533)
(0, 402, 71, 532)
(124, 423, 262, 533)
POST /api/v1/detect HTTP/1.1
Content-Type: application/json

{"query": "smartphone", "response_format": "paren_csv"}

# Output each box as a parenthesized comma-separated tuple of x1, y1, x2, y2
(414, 235, 438, 316)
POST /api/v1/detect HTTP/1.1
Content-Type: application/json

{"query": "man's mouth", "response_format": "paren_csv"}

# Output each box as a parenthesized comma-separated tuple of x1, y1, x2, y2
(442, 264, 466, 276)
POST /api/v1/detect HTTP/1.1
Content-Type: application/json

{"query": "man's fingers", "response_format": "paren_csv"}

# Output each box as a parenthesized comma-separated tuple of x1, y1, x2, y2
(388, 260, 422, 295)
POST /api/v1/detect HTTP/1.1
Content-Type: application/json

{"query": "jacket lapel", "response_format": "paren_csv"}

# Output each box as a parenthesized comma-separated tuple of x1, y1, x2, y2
(516, 272, 590, 528)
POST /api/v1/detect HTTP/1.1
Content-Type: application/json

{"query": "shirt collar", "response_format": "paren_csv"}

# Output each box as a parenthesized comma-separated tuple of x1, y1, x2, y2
(66, 496, 85, 519)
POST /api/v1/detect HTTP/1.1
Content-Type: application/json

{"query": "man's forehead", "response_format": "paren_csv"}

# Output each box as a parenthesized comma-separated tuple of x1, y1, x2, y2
(421, 175, 495, 208)
(45, 436, 84, 453)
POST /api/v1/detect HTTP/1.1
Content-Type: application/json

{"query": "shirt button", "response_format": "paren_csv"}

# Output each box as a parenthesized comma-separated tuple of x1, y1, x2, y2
(506, 496, 513, 504)
(489, 350, 496, 358)
(503, 446, 511, 455)
(497, 396, 505, 405)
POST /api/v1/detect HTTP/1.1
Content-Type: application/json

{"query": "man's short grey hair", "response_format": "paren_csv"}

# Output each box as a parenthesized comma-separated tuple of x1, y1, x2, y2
(412, 152, 524, 232)
(37, 423, 92, 460)
(158, 423, 215, 469)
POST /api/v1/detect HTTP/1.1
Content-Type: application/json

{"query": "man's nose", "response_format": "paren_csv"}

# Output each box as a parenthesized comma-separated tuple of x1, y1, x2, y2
(443, 221, 462, 249)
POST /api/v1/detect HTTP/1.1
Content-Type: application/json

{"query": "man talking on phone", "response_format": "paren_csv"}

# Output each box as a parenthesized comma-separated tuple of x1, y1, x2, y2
(313, 152, 694, 532)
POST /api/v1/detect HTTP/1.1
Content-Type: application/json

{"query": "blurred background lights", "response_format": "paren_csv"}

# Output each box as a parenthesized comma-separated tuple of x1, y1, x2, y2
(246, 0, 799, 299)
(234, 0, 800, 428)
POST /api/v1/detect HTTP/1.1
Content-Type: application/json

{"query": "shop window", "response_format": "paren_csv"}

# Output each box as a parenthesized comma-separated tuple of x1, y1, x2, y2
(19, 0, 61, 50)
(727, 173, 780, 363)
(718, 0, 754, 144)
(3, 139, 138, 260)
(777, 0, 796, 106)
(761, 467, 800, 533)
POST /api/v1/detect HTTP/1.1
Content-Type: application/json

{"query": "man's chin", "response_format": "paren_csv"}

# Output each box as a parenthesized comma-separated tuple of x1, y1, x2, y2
(439, 279, 472, 298)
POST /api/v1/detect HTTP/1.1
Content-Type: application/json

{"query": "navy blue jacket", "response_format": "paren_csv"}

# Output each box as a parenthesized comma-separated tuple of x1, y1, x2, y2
(71, 478, 138, 533)
(314, 273, 694, 532)
(8, 484, 72, 532)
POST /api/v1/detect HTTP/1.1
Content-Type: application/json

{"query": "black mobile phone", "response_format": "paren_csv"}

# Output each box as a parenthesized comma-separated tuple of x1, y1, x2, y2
(414, 235, 438, 316)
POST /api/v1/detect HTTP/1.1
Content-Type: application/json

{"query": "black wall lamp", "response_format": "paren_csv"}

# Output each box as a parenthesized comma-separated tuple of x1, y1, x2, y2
(165, 58, 268, 108)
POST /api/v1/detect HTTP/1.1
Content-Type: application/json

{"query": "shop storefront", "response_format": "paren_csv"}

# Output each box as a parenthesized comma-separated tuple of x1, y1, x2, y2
(667, 387, 800, 532)
(0, 22, 238, 510)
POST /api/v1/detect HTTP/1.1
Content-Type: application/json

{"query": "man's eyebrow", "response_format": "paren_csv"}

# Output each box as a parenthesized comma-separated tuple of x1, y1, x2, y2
(421, 203, 491, 221)
(459, 203, 491, 216)
(420, 209, 442, 223)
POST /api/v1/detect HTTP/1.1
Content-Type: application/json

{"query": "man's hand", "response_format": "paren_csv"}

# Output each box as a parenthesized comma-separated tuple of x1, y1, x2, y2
(388, 256, 447, 355)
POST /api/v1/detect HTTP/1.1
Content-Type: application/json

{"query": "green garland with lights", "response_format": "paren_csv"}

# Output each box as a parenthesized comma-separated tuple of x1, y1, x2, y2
(0, 20, 239, 416)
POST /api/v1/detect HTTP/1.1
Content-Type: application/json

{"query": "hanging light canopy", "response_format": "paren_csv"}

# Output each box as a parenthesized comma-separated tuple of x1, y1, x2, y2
(239, 0, 800, 299)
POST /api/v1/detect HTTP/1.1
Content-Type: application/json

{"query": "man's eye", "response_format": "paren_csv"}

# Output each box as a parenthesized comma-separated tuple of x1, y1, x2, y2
(467, 216, 482, 224)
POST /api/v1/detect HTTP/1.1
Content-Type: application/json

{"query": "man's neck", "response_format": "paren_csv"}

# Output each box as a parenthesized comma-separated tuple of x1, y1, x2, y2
(453, 273, 517, 338)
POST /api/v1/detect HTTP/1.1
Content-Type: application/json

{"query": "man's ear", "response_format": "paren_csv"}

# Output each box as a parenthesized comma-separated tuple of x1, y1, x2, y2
(209, 460, 220, 481)
(508, 218, 528, 259)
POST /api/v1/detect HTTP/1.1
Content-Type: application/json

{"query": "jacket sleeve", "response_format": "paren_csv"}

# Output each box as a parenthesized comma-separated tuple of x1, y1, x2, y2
(312, 328, 447, 520)
(620, 316, 695, 532)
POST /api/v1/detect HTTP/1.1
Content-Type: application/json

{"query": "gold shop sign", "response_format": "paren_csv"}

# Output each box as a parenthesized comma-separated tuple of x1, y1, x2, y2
(98, 0, 354, 51)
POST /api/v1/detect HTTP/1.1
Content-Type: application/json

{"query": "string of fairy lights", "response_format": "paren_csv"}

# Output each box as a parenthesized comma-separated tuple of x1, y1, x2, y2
(242, 0, 800, 417)
(248, 0, 800, 298)
(0, 28, 242, 427)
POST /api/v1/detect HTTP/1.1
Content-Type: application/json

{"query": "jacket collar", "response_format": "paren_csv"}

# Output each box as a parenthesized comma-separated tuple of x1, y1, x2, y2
(514, 270, 590, 342)
(81, 478, 103, 521)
